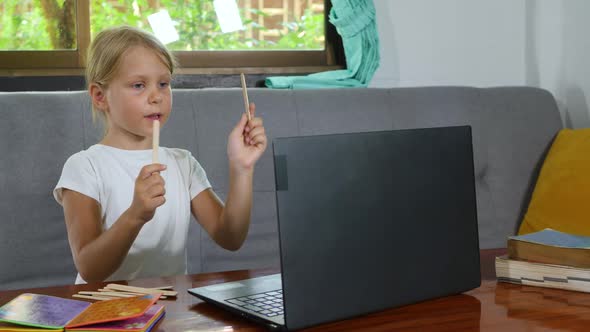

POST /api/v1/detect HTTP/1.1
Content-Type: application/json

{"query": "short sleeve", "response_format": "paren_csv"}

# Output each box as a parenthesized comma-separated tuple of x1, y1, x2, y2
(189, 154, 212, 199)
(53, 153, 100, 205)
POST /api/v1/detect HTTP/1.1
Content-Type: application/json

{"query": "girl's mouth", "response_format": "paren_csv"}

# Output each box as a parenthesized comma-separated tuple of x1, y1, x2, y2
(146, 114, 162, 120)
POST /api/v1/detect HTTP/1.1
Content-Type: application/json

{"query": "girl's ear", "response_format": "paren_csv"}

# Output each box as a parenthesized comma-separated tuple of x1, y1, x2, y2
(89, 83, 108, 111)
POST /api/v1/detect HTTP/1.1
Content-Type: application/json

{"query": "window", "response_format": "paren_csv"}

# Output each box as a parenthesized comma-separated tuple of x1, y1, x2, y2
(0, 0, 342, 74)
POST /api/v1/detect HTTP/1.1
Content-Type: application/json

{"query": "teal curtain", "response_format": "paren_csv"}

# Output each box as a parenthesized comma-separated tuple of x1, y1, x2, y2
(265, 0, 379, 89)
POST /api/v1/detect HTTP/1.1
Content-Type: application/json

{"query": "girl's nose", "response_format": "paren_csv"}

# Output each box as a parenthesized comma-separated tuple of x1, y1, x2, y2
(149, 89, 163, 104)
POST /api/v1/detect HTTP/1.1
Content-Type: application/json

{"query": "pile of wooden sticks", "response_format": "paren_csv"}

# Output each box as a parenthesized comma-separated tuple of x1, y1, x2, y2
(73, 284, 177, 301)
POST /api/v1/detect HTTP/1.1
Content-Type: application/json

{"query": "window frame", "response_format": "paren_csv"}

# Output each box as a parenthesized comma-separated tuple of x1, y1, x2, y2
(0, 0, 343, 74)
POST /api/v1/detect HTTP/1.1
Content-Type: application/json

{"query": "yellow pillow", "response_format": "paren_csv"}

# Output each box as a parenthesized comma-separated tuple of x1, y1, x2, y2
(518, 128, 590, 236)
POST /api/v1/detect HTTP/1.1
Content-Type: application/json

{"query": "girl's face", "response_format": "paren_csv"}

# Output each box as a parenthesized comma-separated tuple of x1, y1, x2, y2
(102, 45, 172, 148)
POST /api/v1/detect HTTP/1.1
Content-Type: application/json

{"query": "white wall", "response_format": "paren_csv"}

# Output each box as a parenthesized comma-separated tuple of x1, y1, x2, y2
(371, 0, 526, 88)
(371, 0, 590, 128)
(552, 0, 590, 128)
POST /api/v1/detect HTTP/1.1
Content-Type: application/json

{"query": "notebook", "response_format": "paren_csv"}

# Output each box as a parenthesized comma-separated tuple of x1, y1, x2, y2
(0, 293, 163, 331)
(188, 126, 481, 330)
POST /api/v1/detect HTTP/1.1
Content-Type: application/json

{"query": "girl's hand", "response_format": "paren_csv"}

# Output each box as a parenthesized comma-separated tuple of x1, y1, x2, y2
(129, 164, 167, 223)
(227, 103, 268, 173)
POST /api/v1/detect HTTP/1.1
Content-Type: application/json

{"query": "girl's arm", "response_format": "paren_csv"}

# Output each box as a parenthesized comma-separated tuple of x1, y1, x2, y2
(191, 103, 266, 251)
(191, 170, 253, 251)
(62, 163, 167, 282)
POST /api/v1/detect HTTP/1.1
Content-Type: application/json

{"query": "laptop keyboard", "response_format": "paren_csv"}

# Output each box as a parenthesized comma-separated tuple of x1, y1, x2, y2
(225, 289, 284, 317)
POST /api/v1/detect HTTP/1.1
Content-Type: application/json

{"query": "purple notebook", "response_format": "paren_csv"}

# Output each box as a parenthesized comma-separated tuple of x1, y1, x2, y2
(0, 294, 90, 328)
(0, 294, 164, 331)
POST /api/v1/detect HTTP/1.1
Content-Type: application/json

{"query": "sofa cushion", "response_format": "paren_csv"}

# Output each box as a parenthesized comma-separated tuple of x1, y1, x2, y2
(0, 87, 563, 290)
(518, 128, 590, 236)
(0, 91, 89, 289)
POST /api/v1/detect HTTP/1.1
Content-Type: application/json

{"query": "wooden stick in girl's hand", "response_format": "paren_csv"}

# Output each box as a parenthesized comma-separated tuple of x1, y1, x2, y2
(152, 119, 160, 164)
(240, 73, 252, 121)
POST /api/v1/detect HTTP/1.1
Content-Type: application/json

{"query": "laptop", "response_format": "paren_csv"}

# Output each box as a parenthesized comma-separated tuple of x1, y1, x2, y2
(188, 126, 481, 331)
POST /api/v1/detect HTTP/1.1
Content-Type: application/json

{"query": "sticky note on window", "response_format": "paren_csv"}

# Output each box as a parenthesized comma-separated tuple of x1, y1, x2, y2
(214, 0, 244, 33)
(148, 9, 179, 44)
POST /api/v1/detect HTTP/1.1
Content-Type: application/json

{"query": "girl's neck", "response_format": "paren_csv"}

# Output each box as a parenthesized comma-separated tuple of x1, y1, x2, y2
(100, 132, 152, 150)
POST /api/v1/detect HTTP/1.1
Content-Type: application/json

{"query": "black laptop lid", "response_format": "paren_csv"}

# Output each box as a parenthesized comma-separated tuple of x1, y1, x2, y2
(272, 126, 480, 330)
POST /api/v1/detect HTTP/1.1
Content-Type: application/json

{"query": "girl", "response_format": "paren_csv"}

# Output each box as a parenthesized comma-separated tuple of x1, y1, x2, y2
(53, 26, 267, 283)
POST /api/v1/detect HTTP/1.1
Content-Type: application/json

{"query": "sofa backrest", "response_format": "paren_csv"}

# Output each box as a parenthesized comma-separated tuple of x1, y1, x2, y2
(0, 87, 562, 290)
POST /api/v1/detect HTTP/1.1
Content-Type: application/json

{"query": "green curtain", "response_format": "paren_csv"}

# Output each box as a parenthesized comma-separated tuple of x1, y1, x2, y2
(265, 0, 380, 89)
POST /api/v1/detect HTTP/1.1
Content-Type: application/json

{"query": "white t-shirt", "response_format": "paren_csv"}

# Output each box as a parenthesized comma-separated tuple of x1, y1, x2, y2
(53, 144, 211, 284)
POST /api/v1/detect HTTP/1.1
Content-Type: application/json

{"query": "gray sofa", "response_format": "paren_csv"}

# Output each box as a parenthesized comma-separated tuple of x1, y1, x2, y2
(0, 87, 562, 291)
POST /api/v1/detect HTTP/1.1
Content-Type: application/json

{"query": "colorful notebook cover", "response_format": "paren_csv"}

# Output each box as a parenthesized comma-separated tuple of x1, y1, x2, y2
(67, 305, 164, 332)
(0, 294, 90, 329)
(0, 294, 160, 330)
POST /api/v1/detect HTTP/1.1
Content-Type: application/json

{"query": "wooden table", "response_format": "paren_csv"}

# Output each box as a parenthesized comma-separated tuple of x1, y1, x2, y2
(2, 249, 590, 331)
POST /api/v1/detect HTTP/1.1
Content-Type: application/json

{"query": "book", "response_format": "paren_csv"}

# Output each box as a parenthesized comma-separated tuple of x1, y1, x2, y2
(496, 255, 590, 293)
(0, 306, 164, 332)
(66, 305, 164, 332)
(0, 293, 163, 331)
(508, 228, 590, 268)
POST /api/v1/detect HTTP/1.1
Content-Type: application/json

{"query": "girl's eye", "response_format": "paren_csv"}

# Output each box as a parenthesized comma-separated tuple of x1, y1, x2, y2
(160, 82, 170, 88)
(132, 83, 145, 89)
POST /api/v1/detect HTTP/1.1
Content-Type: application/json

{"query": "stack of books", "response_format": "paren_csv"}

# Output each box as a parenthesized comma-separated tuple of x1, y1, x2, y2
(496, 228, 590, 293)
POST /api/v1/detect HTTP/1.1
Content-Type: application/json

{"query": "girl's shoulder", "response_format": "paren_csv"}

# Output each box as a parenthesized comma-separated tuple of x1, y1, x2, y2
(66, 145, 107, 164)
(64, 146, 96, 164)
(63, 144, 122, 170)
(162, 147, 200, 162)
(161, 148, 206, 175)
(61, 147, 100, 175)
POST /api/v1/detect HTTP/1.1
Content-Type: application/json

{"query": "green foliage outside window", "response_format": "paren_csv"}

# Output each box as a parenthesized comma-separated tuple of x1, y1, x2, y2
(0, 0, 74, 50)
(0, 0, 324, 51)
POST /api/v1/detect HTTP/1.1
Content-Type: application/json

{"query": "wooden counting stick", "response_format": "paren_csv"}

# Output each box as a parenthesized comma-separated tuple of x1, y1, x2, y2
(152, 119, 160, 163)
(240, 73, 251, 121)
(151, 285, 174, 290)
(73, 294, 115, 301)
(106, 283, 177, 297)
(99, 288, 168, 299)
(79, 291, 135, 298)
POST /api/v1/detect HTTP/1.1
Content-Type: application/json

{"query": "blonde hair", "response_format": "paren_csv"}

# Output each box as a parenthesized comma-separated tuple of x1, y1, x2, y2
(86, 26, 177, 126)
